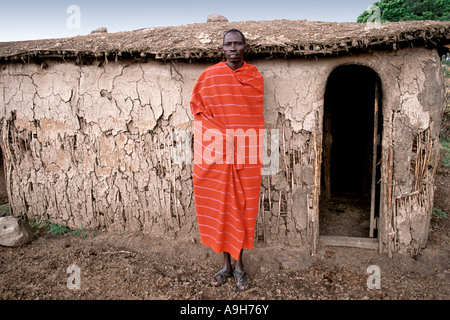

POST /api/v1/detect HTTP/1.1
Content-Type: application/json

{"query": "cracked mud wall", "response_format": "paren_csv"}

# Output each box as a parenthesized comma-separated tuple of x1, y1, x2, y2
(254, 59, 327, 250)
(0, 57, 325, 246)
(374, 47, 444, 255)
(0, 46, 444, 255)
(255, 47, 444, 254)
(317, 47, 443, 255)
(0, 61, 199, 238)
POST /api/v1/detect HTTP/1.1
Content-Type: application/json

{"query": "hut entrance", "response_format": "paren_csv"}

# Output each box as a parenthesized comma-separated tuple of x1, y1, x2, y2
(320, 65, 382, 246)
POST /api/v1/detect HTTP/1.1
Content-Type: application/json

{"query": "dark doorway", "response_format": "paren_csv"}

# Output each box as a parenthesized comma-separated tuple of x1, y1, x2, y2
(320, 65, 382, 238)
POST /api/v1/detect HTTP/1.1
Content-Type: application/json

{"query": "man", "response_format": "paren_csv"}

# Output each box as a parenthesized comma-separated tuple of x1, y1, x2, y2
(190, 29, 264, 291)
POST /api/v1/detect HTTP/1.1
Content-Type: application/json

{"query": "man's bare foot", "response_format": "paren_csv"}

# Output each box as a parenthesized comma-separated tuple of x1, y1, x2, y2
(211, 268, 233, 286)
(233, 269, 251, 291)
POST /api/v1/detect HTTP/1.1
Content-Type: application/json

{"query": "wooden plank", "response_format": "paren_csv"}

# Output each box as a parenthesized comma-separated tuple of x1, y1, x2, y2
(369, 81, 379, 238)
(320, 235, 379, 250)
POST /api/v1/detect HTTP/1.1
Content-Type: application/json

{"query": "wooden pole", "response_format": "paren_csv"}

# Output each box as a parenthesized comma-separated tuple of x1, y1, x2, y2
(369, 82, 379, 238)
(312, 110, 321, 256)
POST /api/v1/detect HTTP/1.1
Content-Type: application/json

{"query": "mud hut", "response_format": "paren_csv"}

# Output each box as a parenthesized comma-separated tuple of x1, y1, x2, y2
(0, 19, 448, 256)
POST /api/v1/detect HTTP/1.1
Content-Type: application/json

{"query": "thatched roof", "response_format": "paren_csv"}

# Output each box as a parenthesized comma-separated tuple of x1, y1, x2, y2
(0, 19, 449, 63)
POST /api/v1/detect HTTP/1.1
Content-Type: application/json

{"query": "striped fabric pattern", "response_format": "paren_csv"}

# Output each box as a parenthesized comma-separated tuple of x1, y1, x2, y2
(190, 61, 265, 261)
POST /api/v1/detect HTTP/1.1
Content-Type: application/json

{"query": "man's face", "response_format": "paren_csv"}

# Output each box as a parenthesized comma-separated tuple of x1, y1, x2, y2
(223, 32, 246, 65)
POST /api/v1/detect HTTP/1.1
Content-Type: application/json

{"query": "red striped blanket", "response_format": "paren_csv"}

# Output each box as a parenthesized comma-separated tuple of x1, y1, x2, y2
(190, 61, 264, 260)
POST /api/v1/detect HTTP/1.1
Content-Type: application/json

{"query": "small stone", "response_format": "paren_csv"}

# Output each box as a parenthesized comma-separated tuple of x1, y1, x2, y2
(436, 273, 446, 280)
(0, 216, 34, 247)
(207, 14, 228, 23)
(281, 260, 296, 270)
(90, 27, 108, 34)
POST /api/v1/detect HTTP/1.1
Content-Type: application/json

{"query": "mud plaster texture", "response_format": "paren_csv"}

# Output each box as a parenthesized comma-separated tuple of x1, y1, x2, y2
(0, 46, 445, 256)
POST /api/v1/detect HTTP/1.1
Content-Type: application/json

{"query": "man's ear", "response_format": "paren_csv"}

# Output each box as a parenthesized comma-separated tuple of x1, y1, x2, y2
(221, 48, 226, 60)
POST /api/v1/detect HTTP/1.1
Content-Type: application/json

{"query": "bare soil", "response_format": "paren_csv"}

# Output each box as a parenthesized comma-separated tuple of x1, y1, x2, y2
(319, 195, 372, 238)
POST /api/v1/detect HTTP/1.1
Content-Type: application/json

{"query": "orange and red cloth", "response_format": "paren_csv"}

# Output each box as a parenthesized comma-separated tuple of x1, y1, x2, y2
(190, 61, 264, 260)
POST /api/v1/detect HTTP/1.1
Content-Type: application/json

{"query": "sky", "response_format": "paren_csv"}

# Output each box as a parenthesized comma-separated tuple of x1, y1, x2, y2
(0, 0, 376, 42)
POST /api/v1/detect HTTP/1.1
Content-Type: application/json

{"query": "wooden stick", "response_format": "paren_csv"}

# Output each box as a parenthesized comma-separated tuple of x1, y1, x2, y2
(268, 175, 272, 215)
(278, 191, 282, 225)
(158, 132, 162, 165)
(423, 130, 433, 182)
(256, 191, 260, 242)
(292, 171, 295, 190)
(419, 131, 426, 187)
(168, 129, 180, 228)
(292, 146, 296, 189)
(369, 82, 379, 238)
(312, 110, 320, 255)
(261, 191, 266, 243)
(163, 132, 171, 220)
(387, 113, 395, 256)
(413, 154, 419, 191)
(282, 124, 288, 178)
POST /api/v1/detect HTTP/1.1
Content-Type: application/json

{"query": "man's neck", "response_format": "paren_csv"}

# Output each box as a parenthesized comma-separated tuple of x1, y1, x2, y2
(227, 61, 244, 71)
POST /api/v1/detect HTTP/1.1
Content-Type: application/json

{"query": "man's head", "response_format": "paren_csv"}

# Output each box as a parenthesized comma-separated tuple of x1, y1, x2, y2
(223, 29, 246, 46)
(222, 29, 246, 69)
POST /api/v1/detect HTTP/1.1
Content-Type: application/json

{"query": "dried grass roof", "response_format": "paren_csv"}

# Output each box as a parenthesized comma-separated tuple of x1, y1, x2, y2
(0, 19, 449, 62)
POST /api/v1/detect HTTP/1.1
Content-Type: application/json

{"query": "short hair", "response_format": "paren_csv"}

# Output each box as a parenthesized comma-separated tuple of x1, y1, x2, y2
(223, 29, 246, 45)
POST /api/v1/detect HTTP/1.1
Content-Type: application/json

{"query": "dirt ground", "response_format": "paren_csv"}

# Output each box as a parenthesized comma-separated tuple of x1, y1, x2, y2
(319, 194, 373, 238)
